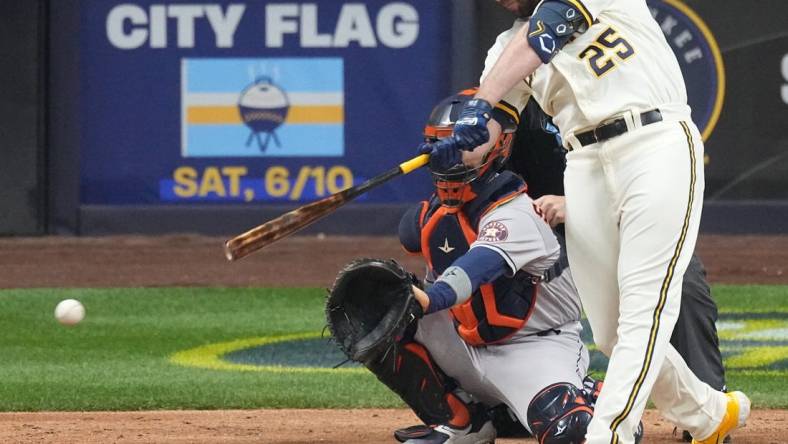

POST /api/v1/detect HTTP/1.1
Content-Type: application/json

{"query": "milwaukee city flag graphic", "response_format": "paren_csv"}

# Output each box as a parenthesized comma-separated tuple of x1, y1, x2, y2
(181, 58, 344, 157)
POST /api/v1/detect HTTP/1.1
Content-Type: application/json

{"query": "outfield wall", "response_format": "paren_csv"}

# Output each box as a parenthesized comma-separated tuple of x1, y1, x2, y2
(2, 0, 786, 235)
(0, 0, 47, 235)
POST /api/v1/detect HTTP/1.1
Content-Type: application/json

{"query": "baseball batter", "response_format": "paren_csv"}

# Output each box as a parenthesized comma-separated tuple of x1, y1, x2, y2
(512, 96, 728, 403)
(418, 1, 750, 443)
(491, 95, 728, 442)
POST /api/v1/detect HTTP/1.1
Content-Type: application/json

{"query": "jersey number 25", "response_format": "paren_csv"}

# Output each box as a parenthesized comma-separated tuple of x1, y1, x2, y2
(578, 27, 634, 77)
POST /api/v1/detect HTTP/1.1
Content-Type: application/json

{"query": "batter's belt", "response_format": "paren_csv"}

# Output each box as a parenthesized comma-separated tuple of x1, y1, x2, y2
(571, 109, 663, 149)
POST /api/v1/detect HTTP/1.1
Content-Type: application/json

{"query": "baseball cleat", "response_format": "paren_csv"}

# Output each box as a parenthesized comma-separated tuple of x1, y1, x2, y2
(683, 429, 732, 443)
(634, 420, 644, 444)
(402, 420, 496, 444)
(395, 424, 433, 442)
(692, 391, 750, 444)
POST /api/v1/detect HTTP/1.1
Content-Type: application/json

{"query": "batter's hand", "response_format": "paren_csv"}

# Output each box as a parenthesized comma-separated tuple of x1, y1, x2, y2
(453, 98, 493, 149)
(534, 195, 566, 227)
(417, 98, 493, 171)
(418, 139, 463, 171)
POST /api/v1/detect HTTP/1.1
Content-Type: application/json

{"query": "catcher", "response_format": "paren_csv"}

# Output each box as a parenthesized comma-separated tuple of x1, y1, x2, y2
(328, 89, 637, 444)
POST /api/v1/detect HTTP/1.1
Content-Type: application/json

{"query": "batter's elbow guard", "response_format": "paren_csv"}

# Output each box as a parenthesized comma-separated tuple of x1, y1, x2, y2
(528, 1, 589, 64)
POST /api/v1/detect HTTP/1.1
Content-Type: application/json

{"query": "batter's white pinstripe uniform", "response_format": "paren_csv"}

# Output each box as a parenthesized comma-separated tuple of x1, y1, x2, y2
(481, 1, 730, 442)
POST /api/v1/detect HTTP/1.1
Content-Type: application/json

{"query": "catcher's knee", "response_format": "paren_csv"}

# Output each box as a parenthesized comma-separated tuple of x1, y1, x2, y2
(366, 341, 469, 427)
(527, 382, 593, 444)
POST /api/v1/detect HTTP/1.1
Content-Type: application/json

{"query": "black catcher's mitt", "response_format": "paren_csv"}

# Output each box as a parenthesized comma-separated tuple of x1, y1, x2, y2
(326, 258, 423, 364)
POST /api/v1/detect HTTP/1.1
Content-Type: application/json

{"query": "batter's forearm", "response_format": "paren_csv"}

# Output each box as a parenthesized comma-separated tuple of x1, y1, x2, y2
(476, 25, 542, 105)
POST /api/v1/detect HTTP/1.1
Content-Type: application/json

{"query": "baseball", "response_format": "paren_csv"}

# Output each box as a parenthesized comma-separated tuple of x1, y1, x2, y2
(54, 299, 85, 326)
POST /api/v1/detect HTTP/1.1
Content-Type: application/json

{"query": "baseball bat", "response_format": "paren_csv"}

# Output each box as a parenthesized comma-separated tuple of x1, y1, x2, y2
(224, 154, 430, 261)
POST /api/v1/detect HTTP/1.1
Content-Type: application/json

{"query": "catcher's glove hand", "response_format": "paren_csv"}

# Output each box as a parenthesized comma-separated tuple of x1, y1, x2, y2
(326, 258, 423, 364)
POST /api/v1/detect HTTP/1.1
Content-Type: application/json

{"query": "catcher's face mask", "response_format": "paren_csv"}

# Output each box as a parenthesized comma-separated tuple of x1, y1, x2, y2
(423, 89, 518, 208)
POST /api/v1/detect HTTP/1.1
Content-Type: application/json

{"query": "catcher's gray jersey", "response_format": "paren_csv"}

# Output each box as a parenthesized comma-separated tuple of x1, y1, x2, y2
(473, 193, 583, 335)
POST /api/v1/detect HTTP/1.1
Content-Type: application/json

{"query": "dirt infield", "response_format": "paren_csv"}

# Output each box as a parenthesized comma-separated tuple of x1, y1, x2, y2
(0, 234, 786, 288)
(0, 234, 786, 443)
(0, 409, 785, 444)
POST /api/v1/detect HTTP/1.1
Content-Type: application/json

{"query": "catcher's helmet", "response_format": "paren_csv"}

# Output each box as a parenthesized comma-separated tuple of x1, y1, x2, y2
(423, 88, 519, 207)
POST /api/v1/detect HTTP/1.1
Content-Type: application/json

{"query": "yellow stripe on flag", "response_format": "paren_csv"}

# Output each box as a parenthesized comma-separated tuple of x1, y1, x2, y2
(288, 105, 344, 124)
(187, 105, 344, 125)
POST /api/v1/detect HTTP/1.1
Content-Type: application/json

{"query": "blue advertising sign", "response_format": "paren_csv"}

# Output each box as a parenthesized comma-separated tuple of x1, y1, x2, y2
(79, 1, 449, 204)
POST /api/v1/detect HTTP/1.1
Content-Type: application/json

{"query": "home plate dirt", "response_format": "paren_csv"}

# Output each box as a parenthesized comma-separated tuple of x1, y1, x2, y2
(0, 409, 786, 443)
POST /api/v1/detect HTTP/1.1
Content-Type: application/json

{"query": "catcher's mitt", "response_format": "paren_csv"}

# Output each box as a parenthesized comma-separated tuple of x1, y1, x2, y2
(326, 258, 423, 364)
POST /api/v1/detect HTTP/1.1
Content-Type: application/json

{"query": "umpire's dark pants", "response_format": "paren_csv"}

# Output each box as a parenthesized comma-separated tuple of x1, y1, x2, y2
(671, 254, 726, 391)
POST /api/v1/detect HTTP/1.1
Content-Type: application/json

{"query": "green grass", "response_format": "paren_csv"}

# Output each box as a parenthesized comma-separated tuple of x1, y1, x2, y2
(712, 285, 788, 408)
(711, 285, 788, 312)
(0, 288, 397, 411)
(0, 285, 785, 411)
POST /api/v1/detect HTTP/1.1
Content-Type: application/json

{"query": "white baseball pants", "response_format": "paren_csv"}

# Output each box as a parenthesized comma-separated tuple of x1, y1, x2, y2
(564, 119, 728, 443)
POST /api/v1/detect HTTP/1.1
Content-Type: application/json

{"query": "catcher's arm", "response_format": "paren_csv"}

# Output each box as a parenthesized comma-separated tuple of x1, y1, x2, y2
(412, 286, 430, 311)
(415, 247, 508, 314)
(397, 203, 509, 314)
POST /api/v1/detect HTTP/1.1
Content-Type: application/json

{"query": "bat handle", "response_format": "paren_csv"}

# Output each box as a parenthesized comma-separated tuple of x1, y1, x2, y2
(398, 154, 430, 174)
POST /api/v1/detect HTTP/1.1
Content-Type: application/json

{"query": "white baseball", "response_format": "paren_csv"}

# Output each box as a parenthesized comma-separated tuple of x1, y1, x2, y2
(54, 299, 85, 326)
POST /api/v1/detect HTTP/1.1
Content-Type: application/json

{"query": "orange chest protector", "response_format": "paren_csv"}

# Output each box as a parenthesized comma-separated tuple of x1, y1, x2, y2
(417, 173, 539, 346)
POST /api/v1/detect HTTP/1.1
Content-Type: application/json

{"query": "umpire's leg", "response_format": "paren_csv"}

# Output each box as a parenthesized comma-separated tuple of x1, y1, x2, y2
(671, 254, 726, 392)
